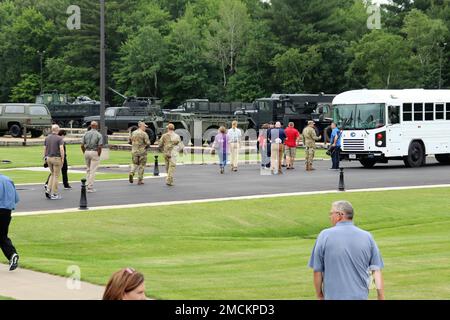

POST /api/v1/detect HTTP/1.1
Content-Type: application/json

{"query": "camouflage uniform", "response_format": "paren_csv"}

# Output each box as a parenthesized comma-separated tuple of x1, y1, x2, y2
(302, 126, 321, 170)
(158, 131, 181, 186)
(129, 129, 150, 182)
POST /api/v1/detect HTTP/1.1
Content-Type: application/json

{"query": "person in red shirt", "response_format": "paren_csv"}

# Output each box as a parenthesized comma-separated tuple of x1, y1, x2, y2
(284, 122, 301, 169)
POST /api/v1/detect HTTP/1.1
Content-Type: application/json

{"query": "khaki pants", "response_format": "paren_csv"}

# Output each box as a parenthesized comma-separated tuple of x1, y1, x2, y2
(165, 155, 176, 185)
(85, 150, 100, 189)
(47, 157, 62, 195)
(270, 143, 284, 173)
(130, 153, 147, 181)
(230, 142, 239, 169)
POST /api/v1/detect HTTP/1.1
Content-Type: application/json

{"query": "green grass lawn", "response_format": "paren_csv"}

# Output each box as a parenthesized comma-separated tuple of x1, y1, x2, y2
(9, 188, 450, 300)
(0, 296, 14, 300)
(0, 145, 328, 170)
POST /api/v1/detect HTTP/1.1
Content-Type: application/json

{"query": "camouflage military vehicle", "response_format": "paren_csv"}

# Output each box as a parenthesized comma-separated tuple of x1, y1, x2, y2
(0, 103, 52, 138)
(163, 99, 252, 144)
(36, 91, 109, 128)
(83, 92, 164, 144)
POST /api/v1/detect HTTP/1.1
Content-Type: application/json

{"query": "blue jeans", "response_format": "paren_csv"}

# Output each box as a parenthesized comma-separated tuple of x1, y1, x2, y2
(332, 147, 341, 169)
(218, 152, 227, 168)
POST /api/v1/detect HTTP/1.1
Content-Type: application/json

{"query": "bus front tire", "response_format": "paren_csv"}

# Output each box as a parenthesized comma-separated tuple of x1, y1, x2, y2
(403, 141, 425, 168)
(359, 158, 377, 168)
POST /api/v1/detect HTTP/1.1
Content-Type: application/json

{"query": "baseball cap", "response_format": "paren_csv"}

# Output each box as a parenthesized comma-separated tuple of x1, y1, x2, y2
(138, 121, 148, 127)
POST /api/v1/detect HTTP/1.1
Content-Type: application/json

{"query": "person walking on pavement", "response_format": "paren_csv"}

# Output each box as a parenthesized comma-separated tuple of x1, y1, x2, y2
(158, 123, 182, 186)
(308, 201, 385, 300)
(45, 130, 71, 191)
(268, 122, 286, 175)
(81, 121, 103, 193)
(44, 124, 65, 200)
(284, 122, 301, 170)
(302, 120, 322, 171)
(0, 174, 20, 271)
(129, 121, 151, 185)
(258, 123, 270, 170)
(212, 126, 229, 174)
(329, 122, 342, 170)
(227, 121, 242, 172)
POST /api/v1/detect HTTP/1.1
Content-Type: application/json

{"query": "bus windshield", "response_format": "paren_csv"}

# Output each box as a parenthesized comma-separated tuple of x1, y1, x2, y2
(333, 104, 385, 130)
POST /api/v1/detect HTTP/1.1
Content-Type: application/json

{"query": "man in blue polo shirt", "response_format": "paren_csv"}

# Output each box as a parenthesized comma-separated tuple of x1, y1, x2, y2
(308, 201, 385, 300)
(329, 122, 342, 170)
(0, 174, 20, 271)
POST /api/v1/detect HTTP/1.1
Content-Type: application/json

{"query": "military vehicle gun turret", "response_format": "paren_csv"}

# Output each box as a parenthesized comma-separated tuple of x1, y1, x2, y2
(82, 88, 164, 144)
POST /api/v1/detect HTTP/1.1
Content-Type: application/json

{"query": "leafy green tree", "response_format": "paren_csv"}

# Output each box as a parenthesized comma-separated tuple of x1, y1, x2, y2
(272, 47, 322, 93)
(347, 30, 416, 89)
(402, 9, 448, 87)
(114, 25, 167, 97)
(10, 74, 41, 102)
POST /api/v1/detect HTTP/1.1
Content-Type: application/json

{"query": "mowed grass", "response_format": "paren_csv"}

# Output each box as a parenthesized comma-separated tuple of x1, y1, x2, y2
(9, 188, 450, 300)
(0, 145, 327, 169)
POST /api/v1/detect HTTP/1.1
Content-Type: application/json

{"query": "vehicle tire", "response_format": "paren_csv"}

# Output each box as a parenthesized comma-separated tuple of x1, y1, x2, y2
(203, 128, 218, 145)
(359, 158, 377, 168)
(403, 141, 425, 168)
(107, 129, 114, 135)
(0, 131, 5, 137)
(146, 128, 156, 145)
(30, 130, 43, 138)
(435, 154, 450, 164)
(9, 124, 22, 138)
(72, 120, 82, 128)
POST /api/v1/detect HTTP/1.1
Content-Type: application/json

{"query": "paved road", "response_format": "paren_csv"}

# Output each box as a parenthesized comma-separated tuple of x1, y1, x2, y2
(14, 158, 450, 213)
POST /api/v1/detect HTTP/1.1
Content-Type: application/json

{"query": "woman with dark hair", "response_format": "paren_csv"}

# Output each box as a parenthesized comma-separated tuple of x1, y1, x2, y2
(103, 267, 146, 300)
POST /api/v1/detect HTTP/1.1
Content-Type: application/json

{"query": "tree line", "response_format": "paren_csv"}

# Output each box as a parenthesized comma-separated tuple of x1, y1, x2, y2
(0, 0, 449, 108)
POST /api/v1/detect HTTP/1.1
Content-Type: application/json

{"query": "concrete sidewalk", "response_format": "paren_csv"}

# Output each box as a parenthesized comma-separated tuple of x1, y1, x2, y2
(0, 264, 104, 300)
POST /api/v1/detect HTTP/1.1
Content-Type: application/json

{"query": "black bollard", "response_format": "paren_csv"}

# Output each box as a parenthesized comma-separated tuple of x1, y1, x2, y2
(154, 155, 160, 176)
(79, 178, 88, 210)
(338, 167, 345, 192)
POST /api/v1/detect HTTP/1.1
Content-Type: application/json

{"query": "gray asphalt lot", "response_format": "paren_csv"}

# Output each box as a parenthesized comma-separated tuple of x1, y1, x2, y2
(13, 157, 450, 213)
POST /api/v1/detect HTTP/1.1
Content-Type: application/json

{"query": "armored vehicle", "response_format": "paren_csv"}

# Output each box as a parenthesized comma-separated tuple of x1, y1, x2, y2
(36, 91, 108, 128)
(163, 99, 252, 144)
(83, 91, 164, 144)
(0, 103, 52, 138)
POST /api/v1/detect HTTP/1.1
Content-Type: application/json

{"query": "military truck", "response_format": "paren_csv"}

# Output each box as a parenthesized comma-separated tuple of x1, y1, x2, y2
(0, 103, 52, 138)
(36, 91, 109, 128)
(234, 93, 335, 141)
(163, 99, 253, 144)
(83, 93, 164, 144)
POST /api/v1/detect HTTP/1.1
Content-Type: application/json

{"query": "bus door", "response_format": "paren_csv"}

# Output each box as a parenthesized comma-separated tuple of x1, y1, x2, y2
(387, 105, 402, 153)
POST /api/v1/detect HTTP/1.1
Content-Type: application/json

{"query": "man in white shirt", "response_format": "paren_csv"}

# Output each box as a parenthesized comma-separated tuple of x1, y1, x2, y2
(227, 121, 242, 172)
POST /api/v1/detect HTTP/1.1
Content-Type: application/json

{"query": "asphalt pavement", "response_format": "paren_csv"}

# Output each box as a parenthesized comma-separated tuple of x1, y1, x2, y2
(13, 157, 450, 213)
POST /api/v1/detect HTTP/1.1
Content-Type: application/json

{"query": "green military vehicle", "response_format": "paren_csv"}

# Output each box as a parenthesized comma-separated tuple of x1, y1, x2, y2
(36, 91, 108, 128)
(83, 94, 164, 145)
(249, 93, 335, 133)
(0, 103, 52, 138)
(163, 99, 252, 144)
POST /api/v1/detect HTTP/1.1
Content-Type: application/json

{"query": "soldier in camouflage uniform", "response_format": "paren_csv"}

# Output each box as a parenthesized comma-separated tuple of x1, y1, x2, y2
(302, 121, 322, 171)
(129, 121, 151, 185)
(158, 123, 182, 186)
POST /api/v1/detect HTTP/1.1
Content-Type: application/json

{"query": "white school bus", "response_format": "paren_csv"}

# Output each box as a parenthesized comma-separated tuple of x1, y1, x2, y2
(332, 89, 450, 168)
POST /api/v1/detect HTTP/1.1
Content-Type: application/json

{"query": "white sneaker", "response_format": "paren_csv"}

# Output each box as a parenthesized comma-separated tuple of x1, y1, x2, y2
(87, 188, 96, 193)
(50, 194, 62, 200)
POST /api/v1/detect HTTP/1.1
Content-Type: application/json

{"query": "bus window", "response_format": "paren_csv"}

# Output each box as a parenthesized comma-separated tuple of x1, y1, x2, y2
(414, 103, 423, 121)
(436, 104, 444, 120)
(388, 106, 400, 124)
(403, 103, 412, 121)
(425, 103, 434, 121)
